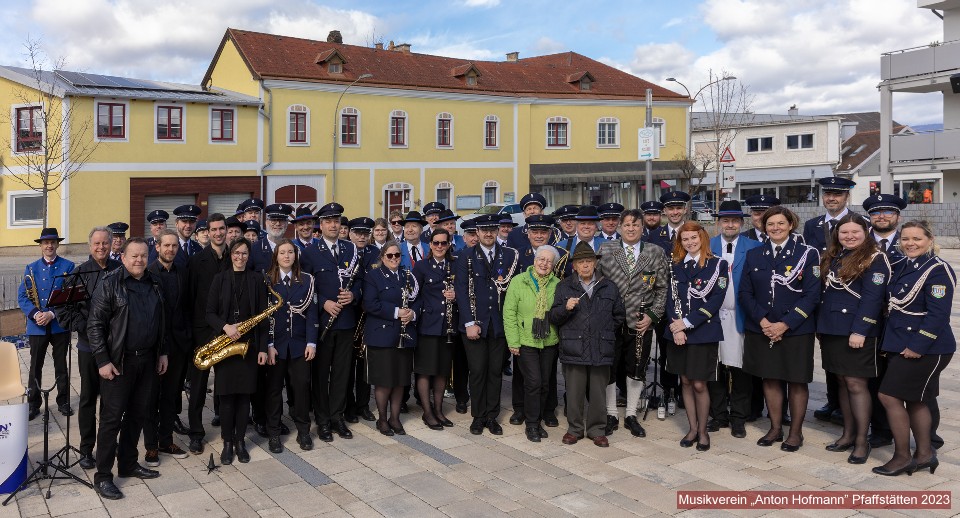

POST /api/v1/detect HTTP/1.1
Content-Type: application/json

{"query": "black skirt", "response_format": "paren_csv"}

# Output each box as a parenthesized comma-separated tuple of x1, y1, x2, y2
(743, 332, 815, 383)
(213, 332, 259, 395)
(879, 353, 952, 402)
(366, 347, 414, 387)
(820, 334, 878, 378)
(664, 341, 719, 381)
(414, 335, 453, 376)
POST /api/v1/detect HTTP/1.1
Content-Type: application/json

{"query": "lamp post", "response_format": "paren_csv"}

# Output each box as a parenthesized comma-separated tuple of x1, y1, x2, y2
(331, 73, 372, 202)
(666, 75, 735, 207)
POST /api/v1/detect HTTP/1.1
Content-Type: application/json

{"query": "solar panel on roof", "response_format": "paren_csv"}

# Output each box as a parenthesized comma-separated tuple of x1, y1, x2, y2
(55, 70, 100, 87)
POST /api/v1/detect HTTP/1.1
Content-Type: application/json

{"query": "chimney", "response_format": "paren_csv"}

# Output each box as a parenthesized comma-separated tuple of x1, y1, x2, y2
(840, 121, 859, 142)
(506, 51, 519, 62)
(374, 42, 383, 50)
(327, 30, 343, 44)
(395, 43, 411, 54)
(388, 40, 395, 50)
(787, 104, 798, 116)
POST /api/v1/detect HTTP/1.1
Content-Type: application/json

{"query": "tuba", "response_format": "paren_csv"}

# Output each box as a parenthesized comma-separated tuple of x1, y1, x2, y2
(194, 280, 283, 370)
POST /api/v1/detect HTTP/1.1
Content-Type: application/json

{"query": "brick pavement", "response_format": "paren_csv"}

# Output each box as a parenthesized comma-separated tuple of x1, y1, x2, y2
(1, 252, 959, 517)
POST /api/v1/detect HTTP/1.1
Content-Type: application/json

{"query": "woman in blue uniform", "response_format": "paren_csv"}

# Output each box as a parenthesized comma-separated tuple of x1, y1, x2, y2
(817, 215, 889, 464)
(739, 206, 820, 452)
(362, 242, 421, 436)
(413, 229, 457, 430)
(665, 222, 727, 451)
(874, 221, 955, 476)
(265, 240, 318, 453)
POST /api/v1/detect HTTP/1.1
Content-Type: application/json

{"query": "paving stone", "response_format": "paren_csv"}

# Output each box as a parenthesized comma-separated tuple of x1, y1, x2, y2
(217, 497, 261, 518)
(366, 492, 446, 518)
(157, 487, 226, 517)
(318, 482, 361, 507)
(145, 464, 204, 497)
(330, 466, 405, 501)
(299, 446, 364, 476)
(393, 471, 472, 507)
(238, 458, 305, 490)
(469, 488, 525, 513)
(438, 497, 513, 518)
(549, 490, 643, 517)
(547, 452, 631, 484)
(491, 464, 577, 500)
(263, 481, 339, 517)
(237, 485, 277, 511)
(43, 484, 103, 517)
(101, 482, 167, 517)
(446, 444, 519, 473)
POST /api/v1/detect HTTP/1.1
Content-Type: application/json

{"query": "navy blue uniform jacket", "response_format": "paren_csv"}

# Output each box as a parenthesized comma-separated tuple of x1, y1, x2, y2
(300, 239, 363, 332)
(882, 254, 956, 355)
(664, 257, 728, 344)
(362, 266, 421, 348)
(454, 244, 519, 339)
(816, 251, 890, 337)
(413, 256, 456, 337)
(269, 272, 319, 359)
(739, 236, 821, 336)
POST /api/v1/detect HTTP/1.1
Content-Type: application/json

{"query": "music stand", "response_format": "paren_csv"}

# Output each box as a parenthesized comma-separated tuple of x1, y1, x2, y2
(641, 333, 665, 421)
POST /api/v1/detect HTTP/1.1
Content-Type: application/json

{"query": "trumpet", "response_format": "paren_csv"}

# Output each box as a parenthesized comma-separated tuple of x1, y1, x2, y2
(24, 267, 41, 310)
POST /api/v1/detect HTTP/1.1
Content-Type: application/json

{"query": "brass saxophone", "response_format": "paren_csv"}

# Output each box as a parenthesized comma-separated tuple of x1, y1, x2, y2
(194, 279, 283, 370)
(24, 267, 41, 309)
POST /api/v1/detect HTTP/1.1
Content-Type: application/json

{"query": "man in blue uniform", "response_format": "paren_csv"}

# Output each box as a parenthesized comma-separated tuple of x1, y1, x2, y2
(344, 217, 378, 423)
(146, 210, 168, 264)
(108, 222, 129, 262)
(553, 205, 579, 242)
(172, 205, 202, 269)
(653, 191, 691, 403)
(250, 204, 293, 273)
(741, 194, 779, 241)
(194, 219, 210, 248)
(292, 207, 320, 250)
(555, 206, 605, 277)
(639, 201, 668, 250)
(237, 198, 268, 240)
(18, 228, 75, 420)
(435, 209, 466, 251)
(597, 202, 624, 241)
(422, 201, 445, 241)
(659, 191, 691, 245)
(399, 211, 428, 271)
(507, 192, 551, 249)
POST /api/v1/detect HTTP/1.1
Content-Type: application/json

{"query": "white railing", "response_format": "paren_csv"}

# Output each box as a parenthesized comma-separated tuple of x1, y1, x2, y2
(890, 129, 960, 162)
(881, 39, 960, 80)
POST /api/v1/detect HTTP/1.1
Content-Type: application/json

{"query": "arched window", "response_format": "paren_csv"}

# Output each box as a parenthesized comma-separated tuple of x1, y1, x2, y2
(390, 110, 408, 148)
(340, 106, 360, 146)
(484, 115, 499, 148)
(435, 181, 454, 209)
(288, 104, 309, 145)
(483, 180, 500, 205)
(436, 112, 453, 148)
(546, 116, 569, 148)
(597, 116, 619, 148)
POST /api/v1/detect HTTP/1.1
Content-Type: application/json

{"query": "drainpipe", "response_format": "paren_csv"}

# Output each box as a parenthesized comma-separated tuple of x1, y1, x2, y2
(259, 82, 273, 199)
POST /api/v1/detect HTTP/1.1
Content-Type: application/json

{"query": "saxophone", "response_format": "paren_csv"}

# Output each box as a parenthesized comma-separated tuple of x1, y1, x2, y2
(24, 266, 41, 309)
(194, 279, 283, 370)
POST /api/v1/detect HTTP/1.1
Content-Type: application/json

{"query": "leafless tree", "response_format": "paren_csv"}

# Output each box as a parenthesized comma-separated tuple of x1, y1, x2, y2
(673, 151, 711, 199)
(0, 37, 99, 227)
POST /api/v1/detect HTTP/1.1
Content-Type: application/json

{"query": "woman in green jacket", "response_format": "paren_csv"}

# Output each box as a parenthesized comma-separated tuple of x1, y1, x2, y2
(503, 245, 561, 443)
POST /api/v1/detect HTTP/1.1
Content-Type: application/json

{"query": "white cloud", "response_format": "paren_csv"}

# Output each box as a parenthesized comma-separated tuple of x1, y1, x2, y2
(462, 0, 500, 6)
(662, 17, 684, 29)
(628, 42, 696, 84)
(533, 36, 566, 55)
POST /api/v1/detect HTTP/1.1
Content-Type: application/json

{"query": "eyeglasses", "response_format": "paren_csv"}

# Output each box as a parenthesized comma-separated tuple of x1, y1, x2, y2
(384, 252, 402, 259)
(870, 210, 897, 217)
(431, 240, 449, 246)
(390, 220, 402, 226)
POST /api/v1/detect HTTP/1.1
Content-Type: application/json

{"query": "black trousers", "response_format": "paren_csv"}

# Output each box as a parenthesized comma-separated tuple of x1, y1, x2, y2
(95, 352, 158, 484)
(145, 348, 190, 449)
(452, 335, 470, 405)
(251, 365, 269, 425)
(345, 349, 372, 414)
(187, 361, 212, 440)
(28, 332, 70, 408)
(77, 348, 100, 456)
(656, 335, 680, 395)
(219, 394, 251, 442)
(708, 364, 753, 425)
(825, 371, 839, 408)
(463, 334, 505, 420)
(268, 357, 311, 437)
(512, 347, 559, 416)
(519, 346, 558, 425)
(312, 329, 353, 426)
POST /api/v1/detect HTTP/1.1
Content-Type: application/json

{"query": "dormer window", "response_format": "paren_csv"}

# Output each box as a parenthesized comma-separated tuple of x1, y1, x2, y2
(580, 77, 591, 91)
(315, 49, 347, 74)
(328, 62, 342, 74)
(466, 74, 477, 86)
(566, 71, 595, 92)
(451, 63, 482, 86)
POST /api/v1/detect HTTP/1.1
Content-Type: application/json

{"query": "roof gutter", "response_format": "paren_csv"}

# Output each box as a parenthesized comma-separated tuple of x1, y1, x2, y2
(259, 81, 272, 199)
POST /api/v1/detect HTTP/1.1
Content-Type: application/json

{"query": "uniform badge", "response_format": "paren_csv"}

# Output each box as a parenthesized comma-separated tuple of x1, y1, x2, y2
(718, 277, 727, 289)
(785, 265, 793, 274)
(872, 273, 885, 285)
(812, 266, 820, 278)
(931, 285, 946, 298)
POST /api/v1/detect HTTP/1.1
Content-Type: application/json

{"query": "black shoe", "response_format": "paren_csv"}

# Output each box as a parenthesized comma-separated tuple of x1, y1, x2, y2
(543, 415, 559, 428)
(525, 427, 541, 443)
(825, 441, 855, 452)
(456, 402, 468, 414)
(604, 415, 619, 436)
(439, 416, 454, 427)
(28, 407, 40, 421)
(509, 411, 524, 425)
(422, 416, 444, 431)
(868, 434, 893, 448)
(118, 464, 160, 479)
(399, 402, 409, 414)
(211, 415, 221, 427)
(377, 420, 394, 436)
(78, 453, 96, 470)
(537, 426, 548, 439)
(503, 364, 512, 376)
(58, 403, 74, 417)
(680, 434, 698, 448)
(696, 437, 711, 452)
(486, 419, 503, 435)
(780, 436, 803, 452)
(829, 409, 844, 426)
(189, 437, 204, 455)
(915, 454, 939, 474)
(359, 407, 376, 421)
(872, 461, 917, 477)
(173, 417, 190, 436)
(334, 419, 353, 439)
(220, 442, 234, 465)
(389, 421, 406, 435)
(344, 413, 359, 424)
(847, 444, 871, 465)
(756, 432, 784, 447)
(297, 433, 314, 451)
(280, 422, 290, 435)
(95, 479, 123, 500)
(813, 403, 836, 421)
(317, 425, 334, 442)
(268, 436, 282, 454)
(624, 416, 646, 437)
(255, 423, 269, 438)
(470, 418, 484, 435)
(706, 419, 729, 432)
(235, 440, 250, 463)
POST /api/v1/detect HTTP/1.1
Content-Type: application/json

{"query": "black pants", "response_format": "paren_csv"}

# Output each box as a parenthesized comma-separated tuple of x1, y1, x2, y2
(519, 346, 558, 425)
(312, 329, 352, 426)
(656, 335, 680, 395)
(28, 332, 70, 408)
(345, 349, 372, 414)
(219, 394, 251, 442)
(145, 348, 190, 449)
(511, 354, 525, 413)
(708, 364, 753, 425)
(825, 371, 839, 408)
(251, 365, 269, 425)
(463, 334, 505, 420)
(77, 348, 100, 456)
(187, 361, 212, 440)
(452, 335, 469, 405)
(95, 352, 158, 484)
(268, 357, 311, 437)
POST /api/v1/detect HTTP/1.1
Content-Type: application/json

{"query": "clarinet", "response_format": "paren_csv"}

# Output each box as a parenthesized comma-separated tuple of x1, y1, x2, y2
(467, 257, 477, 324)
(670, 271, 684, 330)
(632, 303, 649, 380)
(443, 260, 455, 344)
(319, 258, 360, 342)
(397, 267, 412, 348)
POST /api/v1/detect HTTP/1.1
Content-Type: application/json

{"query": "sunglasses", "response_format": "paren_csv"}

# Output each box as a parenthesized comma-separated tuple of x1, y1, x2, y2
(384, 252, 402, 259)
(390, 220, 402, 226)
(431, 240, 449, 246)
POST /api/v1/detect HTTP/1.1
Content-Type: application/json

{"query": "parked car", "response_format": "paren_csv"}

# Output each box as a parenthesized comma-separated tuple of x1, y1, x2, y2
(690, 200, 714, 221)
(457, 203, 524, 233)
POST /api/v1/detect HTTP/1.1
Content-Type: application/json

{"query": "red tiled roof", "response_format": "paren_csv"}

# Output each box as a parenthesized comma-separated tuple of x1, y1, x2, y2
(205, 28, 688, 101)
(836, 125, 907, 172)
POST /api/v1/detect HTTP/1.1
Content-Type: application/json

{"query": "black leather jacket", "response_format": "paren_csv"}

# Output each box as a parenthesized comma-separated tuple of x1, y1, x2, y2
(88, 267, 168, 369)
(54, 256, 121, 352)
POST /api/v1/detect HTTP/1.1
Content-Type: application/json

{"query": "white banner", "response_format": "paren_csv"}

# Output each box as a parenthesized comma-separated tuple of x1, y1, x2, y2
(0, 403, 28, 494)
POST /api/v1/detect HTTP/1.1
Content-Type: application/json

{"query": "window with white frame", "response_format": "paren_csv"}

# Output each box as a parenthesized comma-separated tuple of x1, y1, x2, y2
(484, 115, 499, 148)
(651, 117, 666, 147)
(786, 133, 814, 150)
(437, 112, 453, 148)
(483, 180, 499, 204)
(8, 191, 43, 226)
(340, 107, 359, 146)
(436, 181, 453, 208)
(14, 105, 43, 152)
(288, 104, 309, 145)
(390, 110, 407, 147)
(546, 116, 569, 148)
(597, 117, 619, 147)
(156, 105, 183, 141)
(96, 101, 128, 140)
(210, 107, 236, 143)
(746, 136, 773, 152)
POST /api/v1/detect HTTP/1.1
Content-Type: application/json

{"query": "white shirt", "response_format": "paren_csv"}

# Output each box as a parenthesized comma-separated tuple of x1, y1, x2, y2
(322, 238, 337, 252)
(479, 244, 496, 261)
(824, 208, 849, 226)
(622, 241, 641, 259)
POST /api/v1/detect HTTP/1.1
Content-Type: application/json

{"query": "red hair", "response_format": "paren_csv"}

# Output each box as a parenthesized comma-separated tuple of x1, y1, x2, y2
(671, 221, 714, 266)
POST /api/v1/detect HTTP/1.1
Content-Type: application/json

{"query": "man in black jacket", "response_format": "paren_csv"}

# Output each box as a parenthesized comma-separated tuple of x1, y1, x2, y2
(54, 226, 121, 470)
(87, 238, 168, 500)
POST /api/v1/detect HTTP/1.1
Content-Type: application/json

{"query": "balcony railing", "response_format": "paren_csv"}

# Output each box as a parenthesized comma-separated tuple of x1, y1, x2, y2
(881, 39, 960, 80)
(890, 128, 960, 162)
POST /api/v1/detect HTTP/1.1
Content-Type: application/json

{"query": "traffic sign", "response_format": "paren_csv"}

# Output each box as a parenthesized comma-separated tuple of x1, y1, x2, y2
(720, 163, 736, 190)
(638, 127, 659, 160)
(719, 146, 735, 163)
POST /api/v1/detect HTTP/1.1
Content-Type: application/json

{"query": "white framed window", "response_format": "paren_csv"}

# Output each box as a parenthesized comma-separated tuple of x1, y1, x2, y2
(11, 103, 43, 154)
(7, 190, 43, 228)
(340, 106, 360, 147)
(483, 180, 500, 204)
(389, 110, 408, 148)
(746, 136, 774, 153)
(154, 103, 185, 144)
(436, 112, 453, 148)
(484, 115, 499, 149)
(651, 117, 666, 147)
(287, 104, 310, 146)
(209, 105, 237, 144)
(95, 99, 130, 143)
(328, 62, 342, 74)
(435, 181, 453, 208)
(786, 133, 814, 150)
(546, 116, 570, 149)
(597, 117, 619, 148)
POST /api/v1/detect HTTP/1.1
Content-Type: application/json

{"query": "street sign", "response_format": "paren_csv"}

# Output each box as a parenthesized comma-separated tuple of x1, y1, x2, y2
(720, 163, 736, 190)
(719, 146, 735, 163)
(638, 127, 658, 160)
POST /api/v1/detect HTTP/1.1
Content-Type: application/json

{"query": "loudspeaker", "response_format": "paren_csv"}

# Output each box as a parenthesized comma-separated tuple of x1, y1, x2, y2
(951, 73, 960, 94)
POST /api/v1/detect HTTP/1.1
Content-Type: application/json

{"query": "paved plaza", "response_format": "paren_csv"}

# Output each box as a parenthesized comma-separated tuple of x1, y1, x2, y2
(1, 253, 959, 517)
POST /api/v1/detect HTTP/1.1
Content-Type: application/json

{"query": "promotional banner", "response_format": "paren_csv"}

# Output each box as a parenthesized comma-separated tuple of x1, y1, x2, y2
(0, 403, 28, 494)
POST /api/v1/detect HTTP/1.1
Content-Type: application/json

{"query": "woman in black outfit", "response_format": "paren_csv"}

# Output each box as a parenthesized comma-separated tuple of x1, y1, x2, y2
(206, 238, 269, 464)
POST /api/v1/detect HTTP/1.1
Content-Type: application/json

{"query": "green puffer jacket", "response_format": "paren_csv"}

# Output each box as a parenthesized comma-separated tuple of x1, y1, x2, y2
(503, 266, 560, 349)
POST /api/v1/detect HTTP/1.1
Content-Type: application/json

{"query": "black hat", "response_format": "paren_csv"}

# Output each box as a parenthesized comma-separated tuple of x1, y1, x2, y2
(264, 203, 294, 221)
(401, 211, 427, 226)
(863, 194, 907, 214)
(498, 215, 519, 227)
(819, 176, 856, 192)
(313, 221, 322, 231)
(195, 219, 209, 232)
(422, 202, 446, 216)
(640, 201, 664, 214)
(598, 202, 624, 218)
(348, 217, 375, 232)
(108, 222, 129, 235)
(571, 241, 600, 262)
(552, 204, 580, 221)
(339, 216, 349, 227)
(173, 204, 201, 221)
(238, 198, 265, 214)
(744, 194, 780, 211)
(292, 207, 317, 223)
(574, 205, 600, 221)
(147, 210, 169, 224)
(659, 191, 691, 206)
(519, 192, 547, 210)
(713, 200, 749, 218)
(225, 216, 244, 229)
(316, 202, 344, 219)
(461, 219, 478, 233)
(242, 220, 261, 234)
(473, 214, 501, 228)
(525, 214, 555, 229)
(34, 227, 65, 243)
(436, 209, 459, 223)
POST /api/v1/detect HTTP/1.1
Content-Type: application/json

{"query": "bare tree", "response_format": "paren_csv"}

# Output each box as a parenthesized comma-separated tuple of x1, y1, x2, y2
(0, 38, 99, 227)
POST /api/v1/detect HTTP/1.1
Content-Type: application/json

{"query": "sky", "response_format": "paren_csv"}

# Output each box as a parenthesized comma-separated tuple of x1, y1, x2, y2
(0, 0, 947, 126)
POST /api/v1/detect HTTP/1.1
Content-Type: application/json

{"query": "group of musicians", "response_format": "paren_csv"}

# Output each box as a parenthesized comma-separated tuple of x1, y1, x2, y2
(18, 178, 954, 500)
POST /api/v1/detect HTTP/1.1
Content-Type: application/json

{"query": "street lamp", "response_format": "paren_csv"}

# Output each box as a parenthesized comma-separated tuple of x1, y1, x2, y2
(332, 73, 373, 202)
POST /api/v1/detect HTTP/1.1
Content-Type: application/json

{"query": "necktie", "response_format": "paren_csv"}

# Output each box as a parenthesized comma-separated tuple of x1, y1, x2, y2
(774, 245, 782, 258)
(283, 276, 291, 287)
(760, 232, 767, 241)
(726, 243, 733, 254)
(880, 238, 888, 252)
(625, 245, 636, 269)
(828, 219, 837, 230)
(331, 243, 338, 261)
(670, 229, 676, 241)
(411, 246, 420, 264)
(606, 235, 613, 241)
(488, 250, 495, 264)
